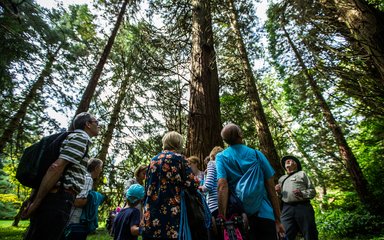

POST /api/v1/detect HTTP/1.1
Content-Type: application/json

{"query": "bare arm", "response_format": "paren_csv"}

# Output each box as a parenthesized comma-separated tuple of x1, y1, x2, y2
(217, 178, 229, 218)
(130, 225, 140, 236)
(73, 198, 88, 207)
(23, 159, 69, 218)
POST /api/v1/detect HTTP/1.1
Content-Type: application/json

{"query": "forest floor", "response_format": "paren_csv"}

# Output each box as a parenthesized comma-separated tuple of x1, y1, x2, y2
(1, 220, 383, 240)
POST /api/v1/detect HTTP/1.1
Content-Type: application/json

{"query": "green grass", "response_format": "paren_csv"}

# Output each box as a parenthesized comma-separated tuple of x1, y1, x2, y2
(0, 220, 29, 240)
(0, 220, 113, 240)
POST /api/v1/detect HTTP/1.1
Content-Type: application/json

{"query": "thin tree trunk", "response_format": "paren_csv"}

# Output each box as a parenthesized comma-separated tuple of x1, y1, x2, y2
(187, 0, 223, 165)
(74, 0, 129, 116)
(331, 0, 384, 84)
(97, 71, 131, 163)
(0, 46, 61, 154)
(227, 0, 283, 177)
(265, 94, 327, 196)
(282, 25, 374, 210)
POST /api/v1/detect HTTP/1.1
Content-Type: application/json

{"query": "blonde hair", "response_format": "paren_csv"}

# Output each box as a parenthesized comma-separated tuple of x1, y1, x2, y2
(134, 165, 147, 179)
(162, 131, 184, 153)
(209, 146, 223, 160)
(188, 156, 200, 165)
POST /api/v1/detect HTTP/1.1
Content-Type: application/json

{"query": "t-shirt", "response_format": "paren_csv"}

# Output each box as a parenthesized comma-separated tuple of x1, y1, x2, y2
(68, 173, 93, 224)
(216, 144, 275, 220)
(59, 129, 91, 193)
(112, 207, 140, 240)
(202, 160, 218, 214)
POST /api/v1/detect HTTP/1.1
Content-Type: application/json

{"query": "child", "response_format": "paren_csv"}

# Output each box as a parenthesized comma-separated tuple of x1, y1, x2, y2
(112, 184, 144, 240)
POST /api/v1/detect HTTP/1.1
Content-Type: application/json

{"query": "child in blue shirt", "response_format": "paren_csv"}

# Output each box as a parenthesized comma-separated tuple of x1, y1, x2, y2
(112, 184, 144, 240)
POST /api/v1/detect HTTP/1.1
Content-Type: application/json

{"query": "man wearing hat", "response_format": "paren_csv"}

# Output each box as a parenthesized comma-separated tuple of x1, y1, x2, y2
(275, 156, 318, 240)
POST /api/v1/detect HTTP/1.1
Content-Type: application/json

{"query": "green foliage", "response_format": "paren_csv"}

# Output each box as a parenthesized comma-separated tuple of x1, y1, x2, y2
(0, 194, 21, 219)
(315, 191, 384, 239)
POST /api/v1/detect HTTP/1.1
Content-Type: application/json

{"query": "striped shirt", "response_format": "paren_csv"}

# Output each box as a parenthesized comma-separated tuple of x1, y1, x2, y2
(59, 129, 91, 194)
(68, 173, 93, 224)
(202, 160, 218, 213)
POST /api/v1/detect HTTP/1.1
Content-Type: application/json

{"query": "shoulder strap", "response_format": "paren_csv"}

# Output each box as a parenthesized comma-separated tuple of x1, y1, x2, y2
(280, 171, 299, 189)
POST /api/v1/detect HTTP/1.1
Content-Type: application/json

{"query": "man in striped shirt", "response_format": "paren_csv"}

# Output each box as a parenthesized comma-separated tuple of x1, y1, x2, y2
(23, 112, 100, 240)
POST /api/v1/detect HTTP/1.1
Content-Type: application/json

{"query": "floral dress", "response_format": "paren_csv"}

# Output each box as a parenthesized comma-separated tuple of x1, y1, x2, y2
(143, 150, 198, 239)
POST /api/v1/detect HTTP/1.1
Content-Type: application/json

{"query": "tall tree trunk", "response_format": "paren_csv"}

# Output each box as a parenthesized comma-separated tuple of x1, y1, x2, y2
(74, 0, 129, 116)
(187, 0, 223, 164)
(0, 46, 61, 154)
(97, 72, 131, 163)
(265, 93, 327, 196)
(330, 0, 384, 84)
(282, 26, 374, 211)
(227, 0, 283, 178)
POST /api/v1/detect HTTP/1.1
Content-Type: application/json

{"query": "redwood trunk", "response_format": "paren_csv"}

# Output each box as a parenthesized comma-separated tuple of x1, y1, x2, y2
(187, 0, 223, 165)
(283, 26, 373, 209)
(74, 0, 129, 116)
(332, 0, 384, 84)
(227, 0, 283, 177)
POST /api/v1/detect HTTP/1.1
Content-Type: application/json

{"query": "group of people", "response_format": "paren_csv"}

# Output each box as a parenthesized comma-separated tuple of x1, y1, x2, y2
(22, 111, 318, 240)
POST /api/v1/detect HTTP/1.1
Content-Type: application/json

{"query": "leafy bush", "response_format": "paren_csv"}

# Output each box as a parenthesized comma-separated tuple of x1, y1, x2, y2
(0, 194, 21, 219)
(315, 191, 384, 239)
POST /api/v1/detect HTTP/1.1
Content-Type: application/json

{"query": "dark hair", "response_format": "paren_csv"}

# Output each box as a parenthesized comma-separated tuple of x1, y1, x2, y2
(87, 158, 103, 173)
(73, 112, 93, 130)
(221, 123, 242, 145)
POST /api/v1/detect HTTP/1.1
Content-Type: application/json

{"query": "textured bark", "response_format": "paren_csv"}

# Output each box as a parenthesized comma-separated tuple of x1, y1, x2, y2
(187, 0, 223, 166)
(331, 0, 384, 84)
(227, 0, 283, 178)
(283, 26, 373, 209)
(0, 46, 61, 154)
(74, 0, 129, 116)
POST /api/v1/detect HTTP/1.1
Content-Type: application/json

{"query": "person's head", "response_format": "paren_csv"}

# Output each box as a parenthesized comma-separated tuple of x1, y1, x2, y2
(221, 123, 243, 145)
(87, 158, 103, 179)
(162, 131, 184, 153)
(281, 156, 302, 173)
(73, 112, 99, 137)
(209, 146, 223, 161)
(126, 184, 145, 206)
(188, 156, 200, 167)
(134, 165, 147, 182)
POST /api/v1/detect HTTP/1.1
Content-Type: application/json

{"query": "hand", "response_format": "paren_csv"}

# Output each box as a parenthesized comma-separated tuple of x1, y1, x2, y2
(293, 189, 303, 198)
(275, 221, 285, 239)
(21, 201, 39, 220)
(275, 184, 281, 193)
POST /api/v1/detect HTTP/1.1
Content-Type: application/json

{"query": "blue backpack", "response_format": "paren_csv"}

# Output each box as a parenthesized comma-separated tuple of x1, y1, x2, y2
(234, 151, 265, 216)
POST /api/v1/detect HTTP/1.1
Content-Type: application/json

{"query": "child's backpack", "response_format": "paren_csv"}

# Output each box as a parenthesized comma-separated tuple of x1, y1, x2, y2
(16, 131, 72, 189)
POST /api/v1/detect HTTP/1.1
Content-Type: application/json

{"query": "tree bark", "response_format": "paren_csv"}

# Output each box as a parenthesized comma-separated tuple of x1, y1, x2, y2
(187, 0, 223, 166)
(331, 0, 384, 84)
(97, 70, 131, 163)
(0, 46, 61, 154)
(283, 25, 374, 210)
(74, 0, 129, 116)
(227, 0, 283, 178)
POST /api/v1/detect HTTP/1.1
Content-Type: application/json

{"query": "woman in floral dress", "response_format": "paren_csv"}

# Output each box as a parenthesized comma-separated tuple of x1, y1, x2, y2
(142, 131, 198, 240)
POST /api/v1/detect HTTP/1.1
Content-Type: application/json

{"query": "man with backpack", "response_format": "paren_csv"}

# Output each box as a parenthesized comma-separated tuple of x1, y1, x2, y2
(275, 156, 318, 240)
(22, 112, 100, 240)
(216, 123, 285, 239)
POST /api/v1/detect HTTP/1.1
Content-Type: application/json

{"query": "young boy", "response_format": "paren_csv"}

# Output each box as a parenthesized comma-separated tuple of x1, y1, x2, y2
(112, 184, 144, 240)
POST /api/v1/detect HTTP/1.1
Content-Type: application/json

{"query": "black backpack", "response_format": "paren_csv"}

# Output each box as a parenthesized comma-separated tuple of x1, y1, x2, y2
(16, 131, 72, 189)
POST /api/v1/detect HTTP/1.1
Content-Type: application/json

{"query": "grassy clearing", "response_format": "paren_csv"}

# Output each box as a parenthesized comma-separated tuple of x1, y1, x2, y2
(0, 220, 112, 240)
